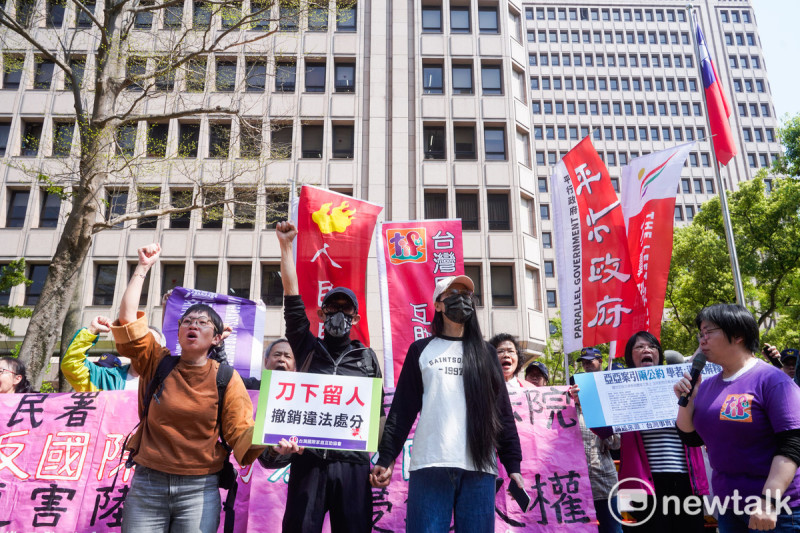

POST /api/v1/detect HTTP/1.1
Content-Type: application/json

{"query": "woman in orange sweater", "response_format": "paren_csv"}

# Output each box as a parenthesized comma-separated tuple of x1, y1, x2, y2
(113, 243, 265, 533)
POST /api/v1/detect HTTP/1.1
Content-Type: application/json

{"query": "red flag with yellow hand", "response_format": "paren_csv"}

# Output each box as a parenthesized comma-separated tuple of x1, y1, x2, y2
(295, 186, 383, 345)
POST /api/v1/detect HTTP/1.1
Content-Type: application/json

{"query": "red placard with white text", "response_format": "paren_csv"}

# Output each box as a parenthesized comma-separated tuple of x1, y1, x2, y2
(550, 138, 645, 355)
(295, 186, 383, 345)
(376, 220, 464, 385)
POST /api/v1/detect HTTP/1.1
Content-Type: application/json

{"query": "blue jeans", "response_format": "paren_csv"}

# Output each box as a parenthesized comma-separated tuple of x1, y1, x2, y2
(718, 507, 800, 532)
(122, 465, 221, 533)
(406, 467, 496, 533)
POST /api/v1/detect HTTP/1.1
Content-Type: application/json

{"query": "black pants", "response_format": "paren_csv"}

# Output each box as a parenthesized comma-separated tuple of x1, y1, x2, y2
(626, 472, 706, 533)
(282, 453, 372, 533)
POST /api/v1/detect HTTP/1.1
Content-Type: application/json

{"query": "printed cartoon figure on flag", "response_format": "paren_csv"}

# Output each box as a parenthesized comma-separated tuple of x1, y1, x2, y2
(294, 186, 383, 344)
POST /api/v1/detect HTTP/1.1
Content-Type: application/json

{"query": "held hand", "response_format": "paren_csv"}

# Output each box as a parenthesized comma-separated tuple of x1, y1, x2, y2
(510, 472, 525, 490)
(220, 324, 233, 341)
(762, 344, 780, 362)
(748, 499, 778, 531)
(88, 316, 112, 335)
(137, 243, 162, 269)
(674, 371, 702, 400)
(276, 221, 297, 246)
(370, 464, 394, 488)
(568, 384, 581, 406)
(161, 289, 173, 307)
(273, 438, 304, 456)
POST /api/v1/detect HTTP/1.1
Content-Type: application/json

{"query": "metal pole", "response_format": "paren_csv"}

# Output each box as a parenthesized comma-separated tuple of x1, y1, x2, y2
(686, 5, 746, 306)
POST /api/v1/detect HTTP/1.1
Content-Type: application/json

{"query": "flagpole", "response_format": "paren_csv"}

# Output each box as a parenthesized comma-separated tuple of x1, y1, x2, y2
(687, 4, 746, 306)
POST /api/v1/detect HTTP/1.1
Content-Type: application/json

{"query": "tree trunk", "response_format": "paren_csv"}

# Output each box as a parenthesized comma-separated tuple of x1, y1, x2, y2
(57, 257, 88, 392)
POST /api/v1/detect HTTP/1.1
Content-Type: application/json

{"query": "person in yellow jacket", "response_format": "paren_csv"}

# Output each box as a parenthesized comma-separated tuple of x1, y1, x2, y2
(61, 315, 164, 391)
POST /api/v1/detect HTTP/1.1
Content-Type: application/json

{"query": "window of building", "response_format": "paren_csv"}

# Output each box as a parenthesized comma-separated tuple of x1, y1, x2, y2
(245, 60, 267, 92)
(332, 124, 354, 158)
(463, 264, 483, 306)
(481, 64, 502, 95)
(92, 264, 118, 305)
(178, 122, 200, 157)
(257, 264, 282, 305)
(424, 191, 447, 219)
(453, 125, 475, 160)
(192, 1, 212, 29)
(478, 6, 498, 33)
(25, 264, 49, 305)
(265, 188, 289, 228)
(336, 1, 357, 31)
(227, 264, 252, 298)
(686, 205, 695, 221)
(195, 264, 218, 292)
(51, 121, 74, 157)
(487, 192, 510, 231)
(301, 124, 323, 158)
(64, 57, 85, 90)
(452, 64, 473, 95)
(422, 63, 443, 94)
(161, 264, 185, 295)
(270, 123, 293, 159)
(484, 127, 505, 160)
(208, 123, 231, 158)
(540, 204, 550, 220)
(490, 265, 515, 306)
(170, 190, 192, 228)
(546, 289, 556, 308)
(215, 59, 236, 92)
(6, 189, 29, 228)
(455, 192, 479, 230)
(423, 125, 445, 160)
(305, 61, 326, 92)
(274, 60, 296, 92)
(186, 58, 207, 92)
(38, 189, 60, 227)
(450, 6, 470, 33)
(201, 187, 225, 228)
(33, 58, 55, 90)
(106, 189, 128, 228)
(422, 6, 442, 32)
(21, 120, 43, 157)
(163, 0, 182, 28)
(334, 62, 355, 92)
(146, 122, 169, 158)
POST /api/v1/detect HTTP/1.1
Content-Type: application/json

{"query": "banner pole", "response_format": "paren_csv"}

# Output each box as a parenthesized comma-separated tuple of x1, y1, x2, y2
(687, 4, 746, 306)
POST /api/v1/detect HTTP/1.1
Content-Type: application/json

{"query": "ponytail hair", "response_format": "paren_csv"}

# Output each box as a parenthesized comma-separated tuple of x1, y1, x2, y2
(0, 356, 33, 393)
(431, 304, 503, 472)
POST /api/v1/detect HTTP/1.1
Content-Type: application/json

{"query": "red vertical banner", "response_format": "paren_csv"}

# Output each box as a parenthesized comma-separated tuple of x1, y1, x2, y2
(550, 138, 644, 355)
(376, 220, 464, 385)
(295, 186, 383, 345)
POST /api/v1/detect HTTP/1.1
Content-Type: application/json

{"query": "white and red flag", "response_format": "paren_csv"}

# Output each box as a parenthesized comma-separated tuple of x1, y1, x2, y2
(376, 219, 464, 385)
(551, 137, 644, 355)
(295, 186, 383, 345)
(621, 142, 696, 338)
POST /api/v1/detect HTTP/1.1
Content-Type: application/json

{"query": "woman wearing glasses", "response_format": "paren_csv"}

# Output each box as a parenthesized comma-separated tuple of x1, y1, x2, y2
(112, 243, 265, 533)
(371, 275, 524, 532)
(676, 304, 800, 532)
(592, 331, 708, 532)
(0, 357, 32, 393)
(489, 333, 533, 392)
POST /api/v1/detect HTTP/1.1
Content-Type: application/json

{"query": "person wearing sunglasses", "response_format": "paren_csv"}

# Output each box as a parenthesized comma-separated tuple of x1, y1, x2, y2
(0, 356, 32, 393)
(676, 304, 800, 532)
(111, 243, 265, 532)
(371, 275, 523, 532)
(274, 221, 383, 533)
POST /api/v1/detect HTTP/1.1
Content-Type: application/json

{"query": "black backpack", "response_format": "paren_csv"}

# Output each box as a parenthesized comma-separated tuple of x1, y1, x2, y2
(127, 356, 238, 533)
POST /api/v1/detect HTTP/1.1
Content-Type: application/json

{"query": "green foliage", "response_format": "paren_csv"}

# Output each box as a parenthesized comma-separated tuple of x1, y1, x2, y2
(0, 260, 33, 338)
(664, 175, 800, 352)
(36, 174, 68, 199)
(39, 382, 56, 393)
(774, 113, 800, 177)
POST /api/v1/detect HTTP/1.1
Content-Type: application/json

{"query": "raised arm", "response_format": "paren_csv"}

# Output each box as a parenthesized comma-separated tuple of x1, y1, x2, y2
(276, 221, 299, 296)
(119, 243, 161, 325)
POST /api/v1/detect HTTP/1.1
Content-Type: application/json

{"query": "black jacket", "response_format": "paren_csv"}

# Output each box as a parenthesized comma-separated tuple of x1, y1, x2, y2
(284, 294, 383, 464)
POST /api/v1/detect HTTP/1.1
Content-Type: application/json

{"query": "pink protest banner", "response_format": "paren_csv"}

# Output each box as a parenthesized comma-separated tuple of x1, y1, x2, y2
(0, 388, 593, 532)
(376, 219, 464, 386)
(550, 137, 645, 356)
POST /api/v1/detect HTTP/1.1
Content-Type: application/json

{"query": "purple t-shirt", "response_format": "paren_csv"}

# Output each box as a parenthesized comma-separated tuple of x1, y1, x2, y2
(693, 360, 800, 506)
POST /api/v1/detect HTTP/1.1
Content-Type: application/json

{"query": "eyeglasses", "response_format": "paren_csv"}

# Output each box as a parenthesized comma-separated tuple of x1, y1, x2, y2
(633, 343, 657, 352)
(0, 368, 18, 377)
(496, 349, 517, 356)
(322, 303, 356, 316)
(697, 327, 721, 341)
(179, 317, 214, 329)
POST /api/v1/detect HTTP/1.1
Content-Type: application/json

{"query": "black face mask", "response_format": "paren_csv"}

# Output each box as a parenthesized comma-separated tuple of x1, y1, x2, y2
(324, 311, 353, 338)
(442, 293, 474, 324)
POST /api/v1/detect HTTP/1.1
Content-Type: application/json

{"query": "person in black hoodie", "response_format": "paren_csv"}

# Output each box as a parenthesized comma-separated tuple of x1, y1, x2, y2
(274, 221, 383, 533)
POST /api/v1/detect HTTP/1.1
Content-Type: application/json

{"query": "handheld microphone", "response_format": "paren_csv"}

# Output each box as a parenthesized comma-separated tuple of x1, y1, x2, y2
(678, 352, 707, 407)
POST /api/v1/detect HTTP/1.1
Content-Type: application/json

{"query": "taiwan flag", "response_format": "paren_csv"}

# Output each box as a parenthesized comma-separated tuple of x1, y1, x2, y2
(695, 12, 737, 166)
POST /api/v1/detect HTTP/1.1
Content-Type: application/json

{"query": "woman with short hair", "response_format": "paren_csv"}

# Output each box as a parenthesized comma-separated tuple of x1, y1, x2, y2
(0, 356, 32, 393)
